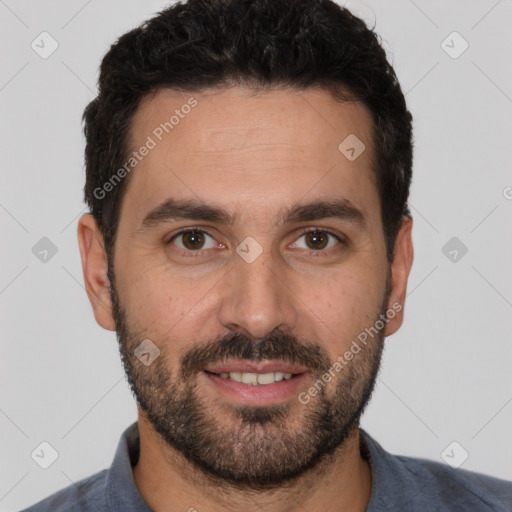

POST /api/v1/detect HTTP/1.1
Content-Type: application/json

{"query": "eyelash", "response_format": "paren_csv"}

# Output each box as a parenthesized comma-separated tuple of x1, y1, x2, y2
(167, 227, 346, 258)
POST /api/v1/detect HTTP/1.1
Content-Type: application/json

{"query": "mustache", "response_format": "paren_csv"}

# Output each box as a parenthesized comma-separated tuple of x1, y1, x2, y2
(180, 329, 332, 379)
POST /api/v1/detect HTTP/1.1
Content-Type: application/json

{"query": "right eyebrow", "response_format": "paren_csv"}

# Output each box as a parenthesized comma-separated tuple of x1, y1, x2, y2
(139, 198, 234, 231)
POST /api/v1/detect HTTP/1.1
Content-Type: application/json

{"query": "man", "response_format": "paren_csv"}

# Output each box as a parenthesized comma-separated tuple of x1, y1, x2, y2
(23, 0, 512, 510)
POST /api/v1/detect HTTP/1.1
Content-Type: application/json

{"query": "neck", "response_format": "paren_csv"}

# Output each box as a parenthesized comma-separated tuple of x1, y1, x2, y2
(132, 414, 373, 512)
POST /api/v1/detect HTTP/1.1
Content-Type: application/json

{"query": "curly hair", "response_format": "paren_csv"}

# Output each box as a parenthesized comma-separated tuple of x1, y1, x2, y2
(82, 0, 413, 263)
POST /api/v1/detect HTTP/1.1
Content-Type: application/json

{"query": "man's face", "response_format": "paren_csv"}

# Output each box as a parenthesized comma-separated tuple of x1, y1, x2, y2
(93, 86, 406, 487)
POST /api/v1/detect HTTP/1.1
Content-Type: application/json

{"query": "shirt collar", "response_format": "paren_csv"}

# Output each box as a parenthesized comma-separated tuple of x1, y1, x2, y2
(105, 421, 153, 511)
(359, 427, 422, 511)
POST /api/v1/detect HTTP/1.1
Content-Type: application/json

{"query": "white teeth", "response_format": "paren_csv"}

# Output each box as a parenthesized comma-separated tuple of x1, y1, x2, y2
(241, 372, 258, 385)
(220, 371, 295, 385)
(257, 372, 275, 385)
(229, 372, 242, 382)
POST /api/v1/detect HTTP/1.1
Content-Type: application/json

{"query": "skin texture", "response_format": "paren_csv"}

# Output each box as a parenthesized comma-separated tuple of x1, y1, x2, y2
(77, 86, 414, 512)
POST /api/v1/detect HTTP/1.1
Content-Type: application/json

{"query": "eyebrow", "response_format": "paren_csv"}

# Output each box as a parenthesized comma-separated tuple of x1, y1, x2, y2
(139, 197, 366, 231)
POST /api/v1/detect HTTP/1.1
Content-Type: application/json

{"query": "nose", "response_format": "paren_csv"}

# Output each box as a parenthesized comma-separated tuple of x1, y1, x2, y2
(217, 247, 299, 340)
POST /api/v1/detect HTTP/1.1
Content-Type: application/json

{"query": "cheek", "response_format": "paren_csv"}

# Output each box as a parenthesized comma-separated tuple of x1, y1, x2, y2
(126, 282, 192, 330)
(304, 269, 385, 353)
(118, 268, 217, 352)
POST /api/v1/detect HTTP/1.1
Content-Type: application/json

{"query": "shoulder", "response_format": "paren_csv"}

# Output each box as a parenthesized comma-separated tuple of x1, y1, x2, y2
(396, 453, 512, 510)
(361, 430, 512, 511)
(21, 470, 108, 512)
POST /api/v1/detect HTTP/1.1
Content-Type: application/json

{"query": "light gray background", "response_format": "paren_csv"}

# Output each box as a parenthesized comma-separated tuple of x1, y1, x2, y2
(1, 0, 511, 510)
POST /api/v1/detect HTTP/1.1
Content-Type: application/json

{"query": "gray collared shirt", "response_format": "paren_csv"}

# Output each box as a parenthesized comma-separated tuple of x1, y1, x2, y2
(22, 421, 512, 511)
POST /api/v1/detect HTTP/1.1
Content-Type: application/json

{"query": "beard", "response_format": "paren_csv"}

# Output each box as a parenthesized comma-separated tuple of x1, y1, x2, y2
(110, 272, 390, 490)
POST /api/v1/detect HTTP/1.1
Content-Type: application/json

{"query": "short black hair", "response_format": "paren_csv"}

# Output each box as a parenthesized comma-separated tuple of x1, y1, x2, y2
(83, 0, 413, 263)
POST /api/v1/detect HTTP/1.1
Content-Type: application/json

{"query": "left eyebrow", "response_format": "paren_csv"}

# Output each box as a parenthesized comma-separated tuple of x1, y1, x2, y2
(138, 197, 366, 231)
(279, 198, 366, 228)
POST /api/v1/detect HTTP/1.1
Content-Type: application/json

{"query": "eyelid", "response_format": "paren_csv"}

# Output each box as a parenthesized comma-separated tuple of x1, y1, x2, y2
(295, 226, 346, 243)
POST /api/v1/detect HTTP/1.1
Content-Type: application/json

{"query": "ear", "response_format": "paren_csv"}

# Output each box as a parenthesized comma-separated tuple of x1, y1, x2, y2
(77, 213, 116, 331)
(384, 216, 414, 336)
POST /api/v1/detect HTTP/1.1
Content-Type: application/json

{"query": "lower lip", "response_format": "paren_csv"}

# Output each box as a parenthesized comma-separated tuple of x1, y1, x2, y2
(201, 371, 309, 405)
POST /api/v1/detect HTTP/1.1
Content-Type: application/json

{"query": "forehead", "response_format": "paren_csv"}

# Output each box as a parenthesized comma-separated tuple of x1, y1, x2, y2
(122, 86, 378, 226)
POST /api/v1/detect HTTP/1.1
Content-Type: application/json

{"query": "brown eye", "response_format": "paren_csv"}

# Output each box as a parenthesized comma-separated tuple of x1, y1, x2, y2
(170, 229, 218, 251)
(182, 230, 205, 250)
(304, 231, 329, 250)
(290, 229, 343, 253)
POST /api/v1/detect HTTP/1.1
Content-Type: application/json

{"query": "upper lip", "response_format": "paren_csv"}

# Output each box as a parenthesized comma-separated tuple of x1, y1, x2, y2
(204, 359, 308, 375)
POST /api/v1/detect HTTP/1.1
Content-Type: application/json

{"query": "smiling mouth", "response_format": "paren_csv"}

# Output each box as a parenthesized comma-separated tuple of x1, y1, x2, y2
(201, 361, 310, 405)
(204, 370, 302, 385)
(203, 358, 308, 386)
